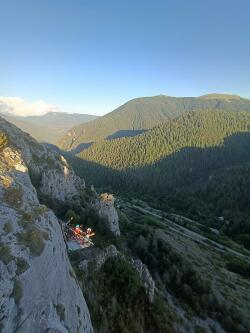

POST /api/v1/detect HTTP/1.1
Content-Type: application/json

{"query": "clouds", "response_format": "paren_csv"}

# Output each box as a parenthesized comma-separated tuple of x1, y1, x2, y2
(0, 96, 58, 117)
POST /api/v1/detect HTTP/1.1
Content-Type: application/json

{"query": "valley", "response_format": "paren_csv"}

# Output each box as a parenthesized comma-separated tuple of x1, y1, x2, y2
(115, 197, 250, 333)
(1, 94, 250, 333)
(119, 198, 250, 262)
(2, 1, 250, 332)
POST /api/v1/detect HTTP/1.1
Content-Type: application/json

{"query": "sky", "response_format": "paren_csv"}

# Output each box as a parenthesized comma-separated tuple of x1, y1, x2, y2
(0, 0, 250, 116)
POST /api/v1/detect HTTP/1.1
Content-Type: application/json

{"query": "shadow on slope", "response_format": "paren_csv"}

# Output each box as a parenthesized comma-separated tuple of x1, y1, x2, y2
(106, 129, 147, 140)
(62, 132, 250, 195)
(69, 142, 94, 154)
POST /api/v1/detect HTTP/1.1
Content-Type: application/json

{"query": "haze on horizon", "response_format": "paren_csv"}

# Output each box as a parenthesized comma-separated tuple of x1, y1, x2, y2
(0, 0, 250, 116)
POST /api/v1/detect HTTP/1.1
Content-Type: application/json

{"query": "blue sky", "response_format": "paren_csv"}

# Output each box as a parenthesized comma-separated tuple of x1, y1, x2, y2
(0, 0, 250, 115)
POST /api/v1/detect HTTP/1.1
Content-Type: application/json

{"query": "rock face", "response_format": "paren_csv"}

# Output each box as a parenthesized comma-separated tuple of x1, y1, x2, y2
(78, 245, 119, 272)
(94, 193, 120, 236)
(75, 245, 155, 303)
(131, 258, 155, 303)
(0, 118, 120, 234)
(0, 117, 85, 203)
(0, 118, 93, 332)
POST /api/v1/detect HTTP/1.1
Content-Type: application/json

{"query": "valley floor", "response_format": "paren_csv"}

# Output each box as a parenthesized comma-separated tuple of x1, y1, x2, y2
(117, 197, 250, 333)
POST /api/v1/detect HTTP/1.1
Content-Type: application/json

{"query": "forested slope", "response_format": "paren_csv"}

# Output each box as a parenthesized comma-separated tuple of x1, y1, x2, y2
(77, 109, 250, 170)
(66, 109, 250, 239)
(59, 94, 250, 150)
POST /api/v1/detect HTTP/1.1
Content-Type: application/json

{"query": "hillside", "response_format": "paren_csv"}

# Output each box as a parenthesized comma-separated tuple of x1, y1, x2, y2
(58, 94, 250, 150)
(2, 112, 98, 144)
(76, 109, 250, 169)
(66, 109, 250, 241)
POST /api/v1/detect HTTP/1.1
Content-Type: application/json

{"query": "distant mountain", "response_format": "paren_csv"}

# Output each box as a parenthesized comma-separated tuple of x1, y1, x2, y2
(58, 94, 250, 151)
(1, 112, 98, 143)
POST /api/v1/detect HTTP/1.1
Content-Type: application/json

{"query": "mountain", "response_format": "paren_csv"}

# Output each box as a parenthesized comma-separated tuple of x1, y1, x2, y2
(58, 94, 250, 151)
(1, 112, 98, 144)
(66, 109, 250, 239)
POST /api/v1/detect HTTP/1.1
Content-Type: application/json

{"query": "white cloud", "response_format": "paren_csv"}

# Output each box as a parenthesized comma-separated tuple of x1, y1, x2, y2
(0, 96, 58, 117)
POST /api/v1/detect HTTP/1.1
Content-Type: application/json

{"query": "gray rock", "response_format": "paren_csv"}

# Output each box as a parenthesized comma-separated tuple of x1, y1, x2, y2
(94, 193, 120, 236)
(78, 245, 119, 272)
(0, 117, 85, 203)
(131, 258, 155, 303)
(0, 117, 93, 332)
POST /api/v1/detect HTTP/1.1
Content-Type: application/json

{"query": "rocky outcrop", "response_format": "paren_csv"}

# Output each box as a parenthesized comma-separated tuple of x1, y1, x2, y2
(0, 119, 93, 332)
(94, 193, 120, 236)
(0, 117, 85, 203)
(75, 245, 155, 303)
(0, 118, 120, 235)
(131, 258, 155, 303)
(77, 245, 119, 272)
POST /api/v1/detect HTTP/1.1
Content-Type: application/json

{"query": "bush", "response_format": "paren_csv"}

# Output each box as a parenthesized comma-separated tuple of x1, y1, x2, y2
(101, 257, 142, 304)
(0, 244, 13, 264)
(18, 227, 48, 256)
(236, 234, 250, 250)
(11, 280, 22, 304)
(3, 187, 23, 208)
(65, 209, 80, 225)
(15, 257, 29, 275)
(0, 132, 7, 149)
(55, 303, 65, 321)
(226, 258, 250, 279)
(3, 222, 13, 234)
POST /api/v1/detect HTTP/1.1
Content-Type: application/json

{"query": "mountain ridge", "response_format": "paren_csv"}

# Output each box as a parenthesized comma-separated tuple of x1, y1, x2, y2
(58, 93, 250, 151)
(1, 111, 98, 144)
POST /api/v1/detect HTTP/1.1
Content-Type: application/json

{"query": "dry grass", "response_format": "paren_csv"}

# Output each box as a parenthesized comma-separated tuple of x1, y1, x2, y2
(0, 132, 7, 150)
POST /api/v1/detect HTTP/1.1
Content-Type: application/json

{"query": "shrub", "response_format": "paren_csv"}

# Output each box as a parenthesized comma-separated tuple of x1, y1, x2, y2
(15, 257, 29, 275)
(55, 303, 65, 321)
(65, 209, 80, 225)
(3, 187, 23, 208)
(236, 234, 250, 250)
(11, 280, 22, 304)
(100, 257, 142, 304)
(0, 244, 13, 264)
(22, 212, 33, 222)
(226, 258, 250, 279)
(3, 222, 13, 234)
(0, 132, 7, 149)
(18, 227, 48, 256)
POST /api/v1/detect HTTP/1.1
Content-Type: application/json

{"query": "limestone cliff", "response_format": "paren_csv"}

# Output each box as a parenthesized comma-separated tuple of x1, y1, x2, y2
(0, 117, 85, 204)
(94, 193, 120, 236)
(0, 118, 93, 332)
(0, 118, 120, 237)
